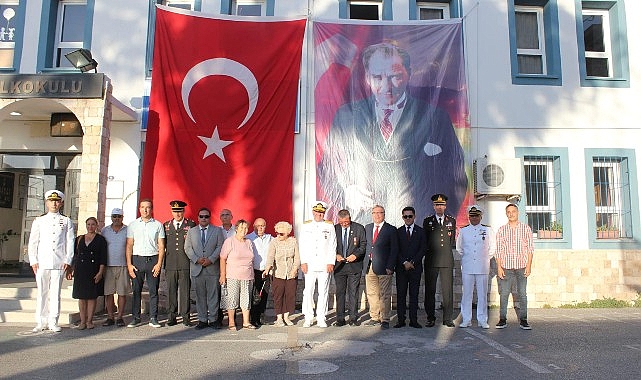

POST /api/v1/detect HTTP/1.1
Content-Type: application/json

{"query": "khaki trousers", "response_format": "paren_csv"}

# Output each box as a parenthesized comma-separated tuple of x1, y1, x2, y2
(365, 266, 393, 322)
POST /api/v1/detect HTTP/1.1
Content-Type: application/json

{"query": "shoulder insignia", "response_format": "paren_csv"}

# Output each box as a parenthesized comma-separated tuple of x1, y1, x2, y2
(39, 212, 47, 217)
(304, 220, 312, 224)
(482, 224, 491, 227)
(324, 220, 333, 224)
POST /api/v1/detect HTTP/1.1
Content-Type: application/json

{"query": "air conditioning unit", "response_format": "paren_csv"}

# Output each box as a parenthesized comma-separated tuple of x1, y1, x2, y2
(474, 158, 523, 195)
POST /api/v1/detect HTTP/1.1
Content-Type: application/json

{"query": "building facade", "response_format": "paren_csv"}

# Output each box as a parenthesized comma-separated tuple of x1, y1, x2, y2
(0, 0, 638, 307)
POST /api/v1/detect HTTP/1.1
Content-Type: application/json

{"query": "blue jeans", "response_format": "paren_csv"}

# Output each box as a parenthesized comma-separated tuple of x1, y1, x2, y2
(499, 268, 527, 321)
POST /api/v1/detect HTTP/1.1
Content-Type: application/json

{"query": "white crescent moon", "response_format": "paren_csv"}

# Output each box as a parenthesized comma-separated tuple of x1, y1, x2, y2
(181, 58, 258, 129)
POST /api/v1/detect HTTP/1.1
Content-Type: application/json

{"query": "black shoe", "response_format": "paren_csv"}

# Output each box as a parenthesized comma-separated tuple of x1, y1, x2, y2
(496, 319, 507, 329)
(335, 319, 346, 327)
(127, 318, 141, 328)
(443, 321, 455, 328)
(167, 318, 177, 326)
(116, 318, 126, 327)
(425, 320, 435, 328)
(393, 322, 406, 328)
(102, 318, 115, 327)
(183, 320, 192, 327)
(348, 319, 360, 326)
(364, 319, 380, 326)
(195, 321, 208, 330)
(380, 321, 390, 330)
(209, 321, 222, 329)
(409, 322, 423, 329)
(519, 319, 531, 330)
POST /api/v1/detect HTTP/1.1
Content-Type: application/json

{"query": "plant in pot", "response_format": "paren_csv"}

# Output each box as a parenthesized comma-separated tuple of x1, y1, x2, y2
(596, 224, 619, 239)
(538, 221, 563, 239)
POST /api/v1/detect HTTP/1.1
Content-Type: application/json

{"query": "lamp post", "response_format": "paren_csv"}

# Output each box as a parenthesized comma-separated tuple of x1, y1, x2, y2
(64, 48, 98, 73)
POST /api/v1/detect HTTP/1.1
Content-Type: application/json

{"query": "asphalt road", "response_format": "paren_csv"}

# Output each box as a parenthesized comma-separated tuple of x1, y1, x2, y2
(1, 308, 640, 379)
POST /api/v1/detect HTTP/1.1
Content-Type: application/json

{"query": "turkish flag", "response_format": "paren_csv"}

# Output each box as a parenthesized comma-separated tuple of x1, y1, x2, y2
(140, 6, 306, 229)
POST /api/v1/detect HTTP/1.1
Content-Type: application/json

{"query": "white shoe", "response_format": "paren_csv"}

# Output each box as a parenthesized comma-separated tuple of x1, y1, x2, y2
(480, 323, 490, 329)
(459, 322, 471, 328)
(302, 320, 312, 328)
(317, 321, 328, 328)
(274, 320, 285, 327)
(49, 324, 62, 332)
(32, 325, 44, 333)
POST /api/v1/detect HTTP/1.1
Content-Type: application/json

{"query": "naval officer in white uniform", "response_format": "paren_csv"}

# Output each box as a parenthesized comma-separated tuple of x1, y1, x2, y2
(28, 190, 75, 332)
(456, 205, 495, 329)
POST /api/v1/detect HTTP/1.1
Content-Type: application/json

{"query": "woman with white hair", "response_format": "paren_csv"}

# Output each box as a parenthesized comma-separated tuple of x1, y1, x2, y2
(264, 221, 300, 326)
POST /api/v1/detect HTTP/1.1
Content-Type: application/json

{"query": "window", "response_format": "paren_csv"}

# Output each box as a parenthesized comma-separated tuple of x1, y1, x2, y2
(417, 2, 449, 19)
(507, 0, 561, 85)
(348, 1, 381, 20)
(53, 0, 86, 68)
(232, 0, 265, 16)
(515, 6, 545, 74)
(164, 0, 196, 10)
(524, 156, 562, 238)
(582, 9, 611, 78)
(575, 0, 629, 87)
(0, 0, 22, 70)
(592, 157, 630, 239)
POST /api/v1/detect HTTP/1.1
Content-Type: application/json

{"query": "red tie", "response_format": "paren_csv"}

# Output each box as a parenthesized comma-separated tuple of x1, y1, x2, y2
(373, 225, 380, 243)
(380, 109, 393, 141)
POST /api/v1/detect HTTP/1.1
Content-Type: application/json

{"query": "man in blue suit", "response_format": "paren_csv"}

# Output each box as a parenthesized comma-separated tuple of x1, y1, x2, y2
(363, 205, 398, 329)
(395, 206, 427, 329)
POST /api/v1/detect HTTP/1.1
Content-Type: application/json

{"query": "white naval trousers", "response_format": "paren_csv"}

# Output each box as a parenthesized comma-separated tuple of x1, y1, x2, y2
(461, 273, 489, 325)
(302, 271, 331, 322)
(35, 269, 65, 326)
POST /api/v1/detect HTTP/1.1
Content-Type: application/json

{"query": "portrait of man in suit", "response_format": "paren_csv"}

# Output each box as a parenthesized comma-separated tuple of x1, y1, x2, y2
(333, 209, 367, 326)
(395, 206, 427, 329)
(318, 41, 467, 223)
(184, 207, 225, 330)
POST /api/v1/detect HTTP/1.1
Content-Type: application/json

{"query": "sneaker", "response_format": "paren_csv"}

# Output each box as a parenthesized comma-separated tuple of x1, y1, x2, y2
(32, 325, 44, 333)
(127, 318, 141, 328)
(459, 322, 471, 328)
(102, 318, 115, 327)
(317, 321, 328, 328)
(519, 319, 532, 330)
(49, 324, 62, 333)
(496, 319, 507, 329)
(480, 323, 490, 329)
(149, 318, 161, 328)
(302, 320, 312, 328)
(116, 318, 126, 327)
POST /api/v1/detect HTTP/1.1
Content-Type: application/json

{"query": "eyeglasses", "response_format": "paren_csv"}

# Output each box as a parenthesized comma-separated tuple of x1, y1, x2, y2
(402, 215, 414, 219)
(111, 215, 123, 218)
(199, 215, 211, 219)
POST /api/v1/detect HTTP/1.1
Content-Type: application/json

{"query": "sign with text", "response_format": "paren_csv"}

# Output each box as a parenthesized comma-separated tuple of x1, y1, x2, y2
(0, 73, 105, 99)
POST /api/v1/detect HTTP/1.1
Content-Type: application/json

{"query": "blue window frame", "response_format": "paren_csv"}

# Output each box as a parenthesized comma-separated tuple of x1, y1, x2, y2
(574, 0, 629, 88)
(409, 1, 460, 19)
(507, 0, 561, 85)
(584, 149, 640, 249)
(37, 0, 95, 72)
(221, 0, 274, 16)
(339, 0, 392, 20)
(0, 1, 25, 71)
(516, 147, 571, 249)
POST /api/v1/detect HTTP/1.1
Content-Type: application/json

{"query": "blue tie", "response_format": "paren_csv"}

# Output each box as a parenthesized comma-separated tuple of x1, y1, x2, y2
(201, 228, 206, 246)
(342, 228, 348, 256)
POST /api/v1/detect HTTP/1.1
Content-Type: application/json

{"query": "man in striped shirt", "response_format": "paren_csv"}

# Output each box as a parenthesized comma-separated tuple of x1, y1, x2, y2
(495, 204, 533, 330)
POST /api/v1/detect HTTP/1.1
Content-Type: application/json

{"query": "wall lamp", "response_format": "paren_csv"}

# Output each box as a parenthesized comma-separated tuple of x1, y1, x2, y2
(64, 48, 98, 73)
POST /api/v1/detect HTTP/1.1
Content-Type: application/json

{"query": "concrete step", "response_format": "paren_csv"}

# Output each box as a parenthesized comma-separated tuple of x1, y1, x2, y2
(0, 310, 78, 325)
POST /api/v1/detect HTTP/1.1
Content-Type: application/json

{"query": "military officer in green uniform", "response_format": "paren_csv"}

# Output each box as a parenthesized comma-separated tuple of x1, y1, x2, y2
(164, 200, 196, 326)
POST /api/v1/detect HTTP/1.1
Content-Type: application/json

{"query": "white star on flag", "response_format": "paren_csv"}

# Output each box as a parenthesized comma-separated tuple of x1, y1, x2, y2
(198, 126, 233, 162)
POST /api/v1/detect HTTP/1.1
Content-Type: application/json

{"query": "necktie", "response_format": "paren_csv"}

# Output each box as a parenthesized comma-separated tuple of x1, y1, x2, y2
(201, 228, 206, 246)
(380, 109, 393, 141)
(373, 225, 380, 243)
(438, 217, 442, 226)
(407, 226, 411, 240)
(342, 228, 348, 256)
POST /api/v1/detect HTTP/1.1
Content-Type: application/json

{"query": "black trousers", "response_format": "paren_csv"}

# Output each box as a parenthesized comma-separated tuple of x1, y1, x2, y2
(166, 268, 190, 320)
(334, 270, 361, 321)
(131, 255, 160, 320)
(396, 267, 422, 323)
(424, 266, 453, 323)
(250, 269, 269, 324)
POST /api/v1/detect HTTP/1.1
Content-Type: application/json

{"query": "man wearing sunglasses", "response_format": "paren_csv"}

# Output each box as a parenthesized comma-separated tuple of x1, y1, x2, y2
(101, 208, 131, 327)
(163, 200, 197, 327)
(185, 208, 225, 330)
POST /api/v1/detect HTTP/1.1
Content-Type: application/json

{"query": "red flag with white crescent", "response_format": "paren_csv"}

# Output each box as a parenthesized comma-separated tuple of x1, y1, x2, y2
(141, 6, 305, 227)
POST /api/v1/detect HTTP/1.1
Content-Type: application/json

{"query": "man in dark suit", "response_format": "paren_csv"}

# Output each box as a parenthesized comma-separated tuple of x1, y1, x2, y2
(333, 209, 367, 327)
(318, 41, 467, 224)
(363, 205, 398, 329)
(184, 207, 225, 330)
(423, 194, 457, 327)
(163, 200, 196, 326)
(395, 206, 427, 329)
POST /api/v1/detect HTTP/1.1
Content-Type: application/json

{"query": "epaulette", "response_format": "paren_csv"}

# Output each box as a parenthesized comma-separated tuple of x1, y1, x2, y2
(324, 220, 333, 224)
(482, 224, 491, 227)
(304, 220, 312, 224)
(60, 212, 68, 217)
(40, 212, 47, 216)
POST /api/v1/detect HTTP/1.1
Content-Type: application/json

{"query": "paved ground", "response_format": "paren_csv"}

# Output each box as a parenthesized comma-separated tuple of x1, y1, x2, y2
(1, 308, 640, 379)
